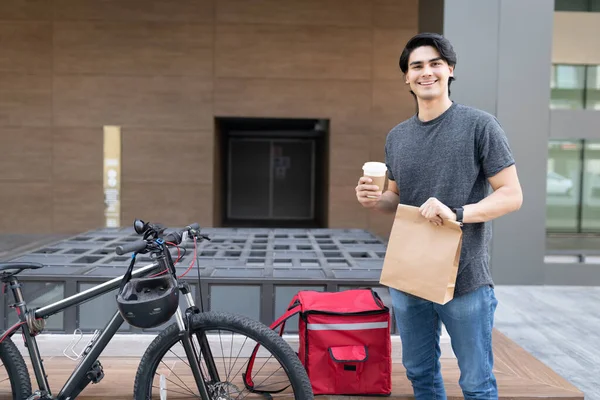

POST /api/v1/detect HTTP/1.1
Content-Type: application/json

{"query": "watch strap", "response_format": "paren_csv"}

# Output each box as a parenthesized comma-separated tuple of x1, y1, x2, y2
(453, 207, 464, 225)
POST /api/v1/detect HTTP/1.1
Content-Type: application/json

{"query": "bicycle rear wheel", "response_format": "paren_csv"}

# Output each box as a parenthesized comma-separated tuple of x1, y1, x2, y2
(134, 311, 313, 399)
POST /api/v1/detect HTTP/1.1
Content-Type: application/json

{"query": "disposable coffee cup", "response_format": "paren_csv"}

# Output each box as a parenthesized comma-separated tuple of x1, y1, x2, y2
(362, 162, 387, 198)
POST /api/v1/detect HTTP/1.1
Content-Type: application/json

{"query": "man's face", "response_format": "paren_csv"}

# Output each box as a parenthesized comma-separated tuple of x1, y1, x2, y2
(405, 46, 454, 101)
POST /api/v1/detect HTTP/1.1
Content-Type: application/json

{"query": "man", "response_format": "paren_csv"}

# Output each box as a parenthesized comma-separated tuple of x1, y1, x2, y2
(355, 33, 523, 399)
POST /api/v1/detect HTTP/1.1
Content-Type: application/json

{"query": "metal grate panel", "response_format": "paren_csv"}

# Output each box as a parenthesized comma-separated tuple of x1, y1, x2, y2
(2, 227, 395, 333)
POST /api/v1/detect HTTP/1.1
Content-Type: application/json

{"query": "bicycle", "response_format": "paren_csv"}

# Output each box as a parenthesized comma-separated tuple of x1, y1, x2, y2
(0, 220, 314, 399)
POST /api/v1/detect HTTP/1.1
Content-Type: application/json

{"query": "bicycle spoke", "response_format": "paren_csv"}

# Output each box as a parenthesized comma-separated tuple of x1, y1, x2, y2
(159, 359, 195, 395)
(218, 329, 228, 382)
(151, 383, 199, 398)
(150, 329, 300, 399)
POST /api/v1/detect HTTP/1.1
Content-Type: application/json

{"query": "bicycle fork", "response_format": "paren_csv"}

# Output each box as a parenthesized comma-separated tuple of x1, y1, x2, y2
(175, 283, 219, 399)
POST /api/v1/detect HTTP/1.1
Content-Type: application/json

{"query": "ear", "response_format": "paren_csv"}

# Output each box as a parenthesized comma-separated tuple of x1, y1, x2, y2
(448, 65, 454, 77)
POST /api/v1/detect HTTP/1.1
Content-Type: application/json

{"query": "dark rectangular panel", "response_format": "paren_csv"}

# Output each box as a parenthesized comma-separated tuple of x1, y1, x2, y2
(228, 139, 271, 219)
(272, 140, 314, 219)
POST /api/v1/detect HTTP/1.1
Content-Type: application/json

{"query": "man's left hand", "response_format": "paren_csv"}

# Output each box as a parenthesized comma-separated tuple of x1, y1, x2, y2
(419, 197, 456, 226)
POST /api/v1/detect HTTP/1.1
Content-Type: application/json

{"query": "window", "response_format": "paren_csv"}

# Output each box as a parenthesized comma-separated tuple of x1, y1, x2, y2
(551, 64, 600, 109)
(581, 141, 600, 231)
(546, 140, 600, 233)
(550, 65, 586, 109)
(586, 65, 600, 110)
(555, 0, 600, 11)
(546, 141, 582, 232)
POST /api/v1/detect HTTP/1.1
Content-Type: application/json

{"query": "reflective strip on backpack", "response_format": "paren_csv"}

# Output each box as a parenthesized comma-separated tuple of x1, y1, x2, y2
(307, 322, 388, 331)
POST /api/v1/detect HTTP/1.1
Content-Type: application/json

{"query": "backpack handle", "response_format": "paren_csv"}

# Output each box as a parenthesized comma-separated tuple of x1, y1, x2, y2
(243, 294, 302, 393)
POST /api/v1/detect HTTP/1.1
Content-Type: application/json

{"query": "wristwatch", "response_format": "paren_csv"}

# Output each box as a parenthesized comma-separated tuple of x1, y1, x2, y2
(452, 207, 464, 226)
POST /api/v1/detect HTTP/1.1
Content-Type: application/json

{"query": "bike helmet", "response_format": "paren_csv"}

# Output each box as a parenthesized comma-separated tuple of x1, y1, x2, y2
(116, 275, 179, 329)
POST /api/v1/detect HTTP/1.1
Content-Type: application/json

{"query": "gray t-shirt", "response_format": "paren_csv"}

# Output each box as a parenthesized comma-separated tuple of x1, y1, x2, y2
(384, 102, 515, 297)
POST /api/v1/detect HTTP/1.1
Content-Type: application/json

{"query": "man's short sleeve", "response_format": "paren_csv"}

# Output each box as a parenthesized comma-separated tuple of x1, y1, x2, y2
(385, 140, 395, 181)
(477, 117, 515, 178)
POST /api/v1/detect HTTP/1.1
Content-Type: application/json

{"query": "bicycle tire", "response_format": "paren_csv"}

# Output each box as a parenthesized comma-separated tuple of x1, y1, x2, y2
(133, 311, 314, 399)
(0, 335, 32, 399)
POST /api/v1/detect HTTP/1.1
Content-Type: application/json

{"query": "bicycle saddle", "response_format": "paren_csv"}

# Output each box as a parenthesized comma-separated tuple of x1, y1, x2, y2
(0, 262, 44, 273)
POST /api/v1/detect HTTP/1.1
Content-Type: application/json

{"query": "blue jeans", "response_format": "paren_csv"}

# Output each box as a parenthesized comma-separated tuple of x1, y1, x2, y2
(389, 285, 498, 400)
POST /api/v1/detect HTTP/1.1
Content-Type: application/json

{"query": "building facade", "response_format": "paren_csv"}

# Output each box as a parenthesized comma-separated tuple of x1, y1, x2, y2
(1, 0, 599, 285)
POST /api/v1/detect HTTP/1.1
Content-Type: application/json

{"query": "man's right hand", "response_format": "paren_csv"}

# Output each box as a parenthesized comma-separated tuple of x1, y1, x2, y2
(355, 177, 382, 208)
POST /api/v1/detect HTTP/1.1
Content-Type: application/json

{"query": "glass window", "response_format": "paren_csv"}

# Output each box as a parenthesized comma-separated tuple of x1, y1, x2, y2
(581, 141, 600, 231)
(592, 0, 600, 11)
(555, 0, 590, 11)
(586, 65, 600, 110)
(550, 65, 586, 109)
(546, 140, 582, 232)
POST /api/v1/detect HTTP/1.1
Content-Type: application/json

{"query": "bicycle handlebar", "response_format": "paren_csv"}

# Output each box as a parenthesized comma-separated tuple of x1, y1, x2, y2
(164, 223, 200, 245)
(115, 240, 147, 255)
(114, 222, 201, 255)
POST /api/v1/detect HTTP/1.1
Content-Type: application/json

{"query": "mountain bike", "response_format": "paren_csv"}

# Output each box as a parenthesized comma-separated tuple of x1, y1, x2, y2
(0, 220, 314, 399)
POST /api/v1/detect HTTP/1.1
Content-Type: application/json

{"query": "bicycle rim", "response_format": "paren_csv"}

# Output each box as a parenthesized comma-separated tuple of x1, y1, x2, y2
(137, 316, 311, 399)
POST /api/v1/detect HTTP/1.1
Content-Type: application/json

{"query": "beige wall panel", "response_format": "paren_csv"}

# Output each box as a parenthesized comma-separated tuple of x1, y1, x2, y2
(373, 0, 418, 29)
(54, 22, 213, 76)
(53, 128, 103, 183)
(328, 185, 369, 228)
(329, 130, 371, 188)
(371, 80, 415, 163)
(54, 0, 214, 23)
(373, 29, 416, 80)
(369, 131, 388, 163)
(216, 0, 371, 27)
(553, 12, 600, 64)
(215, 78, 372, 132)
(0, 73, 51, 127)
(0, 0, 423, 234)
(121, 183, 213, 227)
(0, 0, 52, 20)
(369, 212, 394, 239)
(0, 22, 52, 73)
(0, 127, 52, 181)
(122, 129, 213, 184)
(53, 76, 213, 130)
(215, 24, 371, 80)
(0, 183, 53, 233)
(52, 183, 104, 233)
(372, 79, 416, 136)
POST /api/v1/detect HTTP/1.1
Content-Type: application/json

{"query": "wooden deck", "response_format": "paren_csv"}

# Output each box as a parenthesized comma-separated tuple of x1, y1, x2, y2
(9, 329, 584, 399)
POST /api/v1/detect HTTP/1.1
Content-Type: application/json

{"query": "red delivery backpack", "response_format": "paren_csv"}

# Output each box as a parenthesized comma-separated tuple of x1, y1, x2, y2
(244, 288, 392, 396)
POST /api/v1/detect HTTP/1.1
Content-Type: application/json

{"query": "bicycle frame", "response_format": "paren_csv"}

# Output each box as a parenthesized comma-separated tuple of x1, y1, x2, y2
(4, 260, 182, 399)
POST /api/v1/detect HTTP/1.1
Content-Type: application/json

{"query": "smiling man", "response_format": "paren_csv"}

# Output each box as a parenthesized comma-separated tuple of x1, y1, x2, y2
(355, 33, 523, 399)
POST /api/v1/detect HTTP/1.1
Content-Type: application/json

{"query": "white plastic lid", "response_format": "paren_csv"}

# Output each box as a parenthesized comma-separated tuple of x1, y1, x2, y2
(362, 162, 387, 176)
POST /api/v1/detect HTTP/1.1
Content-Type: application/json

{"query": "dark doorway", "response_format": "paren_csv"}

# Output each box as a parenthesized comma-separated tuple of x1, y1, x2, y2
(215, 117, 329, 228)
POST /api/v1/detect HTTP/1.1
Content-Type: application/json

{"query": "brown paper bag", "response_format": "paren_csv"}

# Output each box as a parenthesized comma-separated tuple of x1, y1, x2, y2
(379, 204, 463, 305)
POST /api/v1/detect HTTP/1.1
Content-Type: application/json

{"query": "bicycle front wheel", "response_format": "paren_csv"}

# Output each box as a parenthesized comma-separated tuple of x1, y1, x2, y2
(0, 335, 31, 399)
(134, 311, 313, 399)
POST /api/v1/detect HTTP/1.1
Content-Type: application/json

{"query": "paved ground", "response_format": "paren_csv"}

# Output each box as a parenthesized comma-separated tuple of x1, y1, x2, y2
(494, 285, 600, 400)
